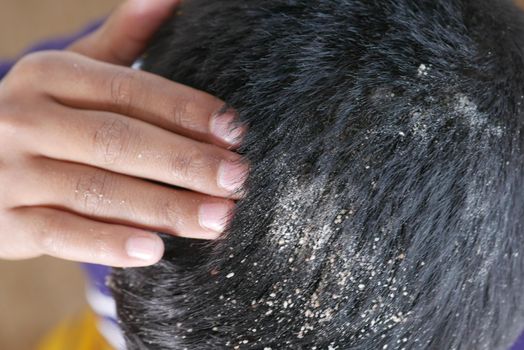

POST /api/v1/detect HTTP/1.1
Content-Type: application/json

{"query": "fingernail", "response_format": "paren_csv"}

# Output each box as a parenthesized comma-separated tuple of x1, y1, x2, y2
(125, 234, 163, 261)
(199, 203, 232, 233)
(218, 160, 248, 192)
(210, 111, 245, 146)
(130, 0, 179, 13)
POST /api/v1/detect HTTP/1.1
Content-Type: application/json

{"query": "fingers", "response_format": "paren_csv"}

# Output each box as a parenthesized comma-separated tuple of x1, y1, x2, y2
(0, 0, 246, 267)
(14, 158, 234, 240)
(23, 104, 247, 198)
(10, 51, 244, 148)
(68, 0, 180, 65)
(1, 53, 249, 198)
(8, 207, 164, 267)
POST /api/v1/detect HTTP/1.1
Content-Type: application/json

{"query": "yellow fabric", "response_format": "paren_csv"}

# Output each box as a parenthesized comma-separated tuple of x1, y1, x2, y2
(38, 309, 114, 350)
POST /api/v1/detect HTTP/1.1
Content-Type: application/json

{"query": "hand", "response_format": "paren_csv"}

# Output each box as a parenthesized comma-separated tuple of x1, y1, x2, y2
(0, 0, 247, 267)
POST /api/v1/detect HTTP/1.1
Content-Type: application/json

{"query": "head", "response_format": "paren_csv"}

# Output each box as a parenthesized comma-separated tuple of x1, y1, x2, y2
(111, 0, 524, 349)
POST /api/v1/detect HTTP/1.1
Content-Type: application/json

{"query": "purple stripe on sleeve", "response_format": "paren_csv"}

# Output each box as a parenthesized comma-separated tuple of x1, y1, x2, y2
(82, 263, 112, 296)
(512, 332, 524, 350)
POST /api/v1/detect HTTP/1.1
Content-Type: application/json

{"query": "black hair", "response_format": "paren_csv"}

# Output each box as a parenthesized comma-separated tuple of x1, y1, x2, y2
(110, 0, 524, 349)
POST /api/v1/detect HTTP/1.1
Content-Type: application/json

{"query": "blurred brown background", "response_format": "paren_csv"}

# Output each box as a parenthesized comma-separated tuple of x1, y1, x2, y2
(0, 2, 120, 349)
(2, 0, 524, 350)
(0, 0, 120, 57)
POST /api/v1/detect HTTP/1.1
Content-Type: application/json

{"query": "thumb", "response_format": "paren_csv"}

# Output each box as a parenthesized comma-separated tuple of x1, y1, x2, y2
(68, 0, 179, 65)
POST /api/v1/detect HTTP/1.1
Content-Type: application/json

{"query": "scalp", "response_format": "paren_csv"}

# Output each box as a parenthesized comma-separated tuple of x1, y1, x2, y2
(111, 1, 524, 349)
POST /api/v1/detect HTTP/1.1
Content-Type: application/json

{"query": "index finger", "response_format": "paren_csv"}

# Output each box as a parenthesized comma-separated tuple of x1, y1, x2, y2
(33, 51, 245, 149)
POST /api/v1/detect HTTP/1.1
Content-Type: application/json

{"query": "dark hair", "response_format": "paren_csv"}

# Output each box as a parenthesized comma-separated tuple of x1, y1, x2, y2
(110, 0, 524, 349)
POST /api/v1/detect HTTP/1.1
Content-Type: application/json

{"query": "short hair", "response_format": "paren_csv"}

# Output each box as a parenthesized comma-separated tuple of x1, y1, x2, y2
(111, 0, 524, 349)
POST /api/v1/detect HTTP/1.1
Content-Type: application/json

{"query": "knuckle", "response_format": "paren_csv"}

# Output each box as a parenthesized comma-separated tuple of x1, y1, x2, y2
(0, 106, 21, 138)
(109, 70, 136, 112)
(84, 228, 112, 261)
(156, 197, 183, 229)
(36, 214, 69, 255)
(168, 148, 206, 180)
(10, 51, 60, 79)
(0, 99, 35, 144)
(74, 170, 114, 215)
(10, 54, 40, 77)
(2, 51, 65, 97)
(92, 117, 133, 164)
(0, 164, 19, 203)
(171, 95, 196, 128)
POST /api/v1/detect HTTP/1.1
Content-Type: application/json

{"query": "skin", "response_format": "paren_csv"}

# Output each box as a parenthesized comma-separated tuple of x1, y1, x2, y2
(0, 0, 247, 267)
